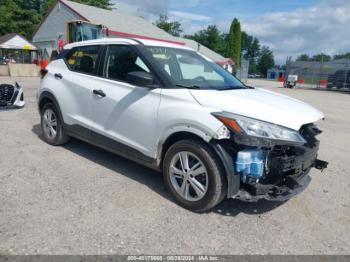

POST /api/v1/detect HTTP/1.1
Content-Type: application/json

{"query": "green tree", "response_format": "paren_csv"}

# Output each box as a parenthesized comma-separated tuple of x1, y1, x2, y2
(257, 46, 275, 77)
(76, 0, 113, 9)
(333, 53, 350, 60)
(311, 53, 331, 62)
(0, 0, 42, 38)
(155, 15, 182, 37)
(226, 18, 241, 66)
(241, 31, 260, 73)
(296, 54, 310, 61)
(185, 25, 225, 56)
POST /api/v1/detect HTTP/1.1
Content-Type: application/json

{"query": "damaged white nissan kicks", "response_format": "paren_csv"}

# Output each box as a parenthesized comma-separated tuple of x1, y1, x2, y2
(38, 38, 328, 212)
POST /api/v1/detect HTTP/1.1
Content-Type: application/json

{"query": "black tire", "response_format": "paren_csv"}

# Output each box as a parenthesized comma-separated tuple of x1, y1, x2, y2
(40, 103, 70, 146)
(163, 139, 227, 212)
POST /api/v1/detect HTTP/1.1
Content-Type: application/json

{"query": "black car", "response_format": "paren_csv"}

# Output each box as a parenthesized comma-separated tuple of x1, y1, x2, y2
(327, 70, 350, 89)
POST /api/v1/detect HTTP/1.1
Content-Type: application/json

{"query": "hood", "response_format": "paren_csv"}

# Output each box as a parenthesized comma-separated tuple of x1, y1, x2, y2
(190, 88, 324, 130)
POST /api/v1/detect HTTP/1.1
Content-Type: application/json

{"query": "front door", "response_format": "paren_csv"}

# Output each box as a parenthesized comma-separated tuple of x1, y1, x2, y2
(89, 44, 161, 159)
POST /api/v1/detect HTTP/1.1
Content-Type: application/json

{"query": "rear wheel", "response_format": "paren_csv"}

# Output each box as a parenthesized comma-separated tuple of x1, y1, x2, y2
(41, 103, 70, 146)
(163, 139, 226, 212)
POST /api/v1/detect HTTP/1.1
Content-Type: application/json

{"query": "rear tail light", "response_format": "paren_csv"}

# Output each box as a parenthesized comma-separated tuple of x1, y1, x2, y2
(40, 69, 48, 79)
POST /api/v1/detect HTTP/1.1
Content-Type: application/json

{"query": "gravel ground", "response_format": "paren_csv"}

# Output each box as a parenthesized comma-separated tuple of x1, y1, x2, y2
(0, 77, 349, 255)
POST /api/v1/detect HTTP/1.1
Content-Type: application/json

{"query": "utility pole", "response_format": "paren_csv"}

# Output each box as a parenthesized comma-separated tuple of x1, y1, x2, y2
(318, 55, 324, 89)
(344, 55, 349, 89)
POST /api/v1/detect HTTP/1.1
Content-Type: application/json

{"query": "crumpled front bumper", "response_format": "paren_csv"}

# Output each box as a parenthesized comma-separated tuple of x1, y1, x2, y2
(232, 143, 328, 202)
(234, 171, 312, 202)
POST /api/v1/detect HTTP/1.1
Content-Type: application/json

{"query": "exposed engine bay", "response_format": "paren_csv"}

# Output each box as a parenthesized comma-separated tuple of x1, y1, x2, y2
(216, 123, 328, 201)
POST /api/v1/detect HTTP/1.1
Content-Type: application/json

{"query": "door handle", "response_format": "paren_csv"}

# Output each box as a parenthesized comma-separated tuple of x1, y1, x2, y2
(54, 73, 63, 79)
(93, 89, 106, 97)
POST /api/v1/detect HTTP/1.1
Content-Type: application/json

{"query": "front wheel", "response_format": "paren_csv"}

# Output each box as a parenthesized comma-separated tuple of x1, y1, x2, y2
(163, 139, 227, 212)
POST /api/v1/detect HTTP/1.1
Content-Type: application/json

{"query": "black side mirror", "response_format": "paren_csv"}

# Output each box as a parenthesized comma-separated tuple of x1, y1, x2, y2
(126, 71, 154, 87)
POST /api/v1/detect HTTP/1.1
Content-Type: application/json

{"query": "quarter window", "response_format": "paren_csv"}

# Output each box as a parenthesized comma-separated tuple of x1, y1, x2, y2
(65, 45, 101, 75)
(104, 45, 151, 82)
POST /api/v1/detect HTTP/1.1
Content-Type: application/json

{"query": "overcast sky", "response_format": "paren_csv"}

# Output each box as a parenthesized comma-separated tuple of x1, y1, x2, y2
(113, 0, 350, 64)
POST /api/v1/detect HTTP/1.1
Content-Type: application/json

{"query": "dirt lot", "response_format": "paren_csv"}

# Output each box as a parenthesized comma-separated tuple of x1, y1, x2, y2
(0, 77, 349, 255)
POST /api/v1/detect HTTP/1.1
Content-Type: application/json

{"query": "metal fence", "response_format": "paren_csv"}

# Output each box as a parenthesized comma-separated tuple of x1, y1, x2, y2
(286, 57, 350, 90)
(236, 58, 249, 83)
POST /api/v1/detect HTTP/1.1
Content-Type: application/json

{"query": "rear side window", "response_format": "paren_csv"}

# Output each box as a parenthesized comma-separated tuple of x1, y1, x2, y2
(65, 45, 101, 75)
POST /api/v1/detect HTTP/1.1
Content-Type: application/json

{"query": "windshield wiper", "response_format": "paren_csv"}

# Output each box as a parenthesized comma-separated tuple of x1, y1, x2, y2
(219, 86, 248, 91)
(175, 84, 201, 89)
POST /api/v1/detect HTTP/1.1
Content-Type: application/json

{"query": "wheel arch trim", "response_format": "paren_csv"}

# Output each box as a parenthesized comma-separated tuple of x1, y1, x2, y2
(156, 124, 214, 162)
(38, 91, 64, 123)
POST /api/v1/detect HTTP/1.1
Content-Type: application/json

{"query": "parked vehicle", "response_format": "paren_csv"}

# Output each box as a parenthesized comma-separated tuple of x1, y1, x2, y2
(327, 70, 350, 89)
(37, 38, 328, 212)
(248, 74, 262, 79)
(0, 83, 25, 108)
(283, 75, 298, 88)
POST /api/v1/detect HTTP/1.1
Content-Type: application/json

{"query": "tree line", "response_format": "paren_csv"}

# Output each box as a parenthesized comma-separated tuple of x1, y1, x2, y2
(296, 53, 350, 62)
(155, 15, 274, 76)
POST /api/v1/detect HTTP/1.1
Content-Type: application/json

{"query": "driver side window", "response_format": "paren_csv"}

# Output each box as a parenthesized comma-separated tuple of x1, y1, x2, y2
(104, 45, 151, 82)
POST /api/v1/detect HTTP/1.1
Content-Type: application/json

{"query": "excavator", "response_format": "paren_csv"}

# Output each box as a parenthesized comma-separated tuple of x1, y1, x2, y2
(66, 20, 109, 43)
(47, 20, 108, 63)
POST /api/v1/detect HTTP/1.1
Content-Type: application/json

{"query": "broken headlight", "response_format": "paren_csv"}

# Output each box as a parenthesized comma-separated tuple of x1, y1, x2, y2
(212, 112, 306, 144)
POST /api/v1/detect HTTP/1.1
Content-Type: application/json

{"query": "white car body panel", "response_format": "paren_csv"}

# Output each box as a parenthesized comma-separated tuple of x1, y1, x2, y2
(156, 88, 222, 149)
(13, 86, 25, 108)
(189, 88, 324, 131)
(89, 77, 162, 157)
(42, 60, 92, 129)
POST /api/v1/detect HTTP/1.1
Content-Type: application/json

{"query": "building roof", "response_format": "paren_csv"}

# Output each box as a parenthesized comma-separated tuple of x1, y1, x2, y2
(61, 0, 184, 45)
(0, 33, 37, 50)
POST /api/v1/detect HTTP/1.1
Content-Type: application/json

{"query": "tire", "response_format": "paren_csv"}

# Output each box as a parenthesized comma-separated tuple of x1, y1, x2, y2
(40, 103, 70, 146)
(163, 139, 227, 212)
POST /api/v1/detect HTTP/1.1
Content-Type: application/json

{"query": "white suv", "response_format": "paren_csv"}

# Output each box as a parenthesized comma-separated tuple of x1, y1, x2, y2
(37, 38, 327, 212)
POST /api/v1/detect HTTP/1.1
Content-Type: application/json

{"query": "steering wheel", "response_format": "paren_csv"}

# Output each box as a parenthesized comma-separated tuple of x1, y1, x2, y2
(193, 76, 206, 82)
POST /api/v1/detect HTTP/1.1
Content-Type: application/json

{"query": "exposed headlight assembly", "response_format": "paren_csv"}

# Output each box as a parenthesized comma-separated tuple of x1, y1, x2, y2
(212, 112, 306, 144)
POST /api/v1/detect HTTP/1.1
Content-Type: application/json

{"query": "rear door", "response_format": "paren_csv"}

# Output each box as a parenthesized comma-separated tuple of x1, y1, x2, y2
(59, 45, 103, 139)
(89, 44, 162, 159)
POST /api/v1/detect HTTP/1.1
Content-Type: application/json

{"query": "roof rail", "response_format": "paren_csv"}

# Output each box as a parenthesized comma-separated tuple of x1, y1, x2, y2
(129, 38, 144, 46)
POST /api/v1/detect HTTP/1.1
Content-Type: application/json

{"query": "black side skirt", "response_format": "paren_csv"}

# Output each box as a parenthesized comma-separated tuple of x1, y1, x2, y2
(64, 124, 159, 171)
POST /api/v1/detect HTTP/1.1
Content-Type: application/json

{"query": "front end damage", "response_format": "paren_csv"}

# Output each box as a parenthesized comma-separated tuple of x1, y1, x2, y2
(212, 123, 328, 202)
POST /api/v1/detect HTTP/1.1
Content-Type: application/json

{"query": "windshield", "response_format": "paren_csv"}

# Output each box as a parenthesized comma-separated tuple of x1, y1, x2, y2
(146, 46, 246, 90)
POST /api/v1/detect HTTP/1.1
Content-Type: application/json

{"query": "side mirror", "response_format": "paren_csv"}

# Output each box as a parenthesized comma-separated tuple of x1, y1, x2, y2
(126, 71, 153, 87)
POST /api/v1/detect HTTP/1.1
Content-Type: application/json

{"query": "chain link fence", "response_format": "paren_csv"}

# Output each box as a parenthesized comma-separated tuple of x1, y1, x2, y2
(236, 57, 249, 83)
(286, 57, 350, 90)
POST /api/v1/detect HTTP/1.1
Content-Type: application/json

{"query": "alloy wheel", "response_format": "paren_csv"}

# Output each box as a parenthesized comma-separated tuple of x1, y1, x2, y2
(43, 108, 58, 139)
(169, 151, 208, 202)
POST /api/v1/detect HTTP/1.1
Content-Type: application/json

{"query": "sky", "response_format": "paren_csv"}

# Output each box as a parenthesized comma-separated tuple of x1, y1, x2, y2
(113, 0, 350, 64)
